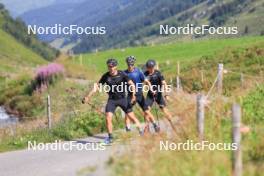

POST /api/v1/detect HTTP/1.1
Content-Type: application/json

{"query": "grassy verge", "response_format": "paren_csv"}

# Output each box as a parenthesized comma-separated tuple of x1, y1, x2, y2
(163, 42, 264, 95)
(110, 85, 264, 176)
(0, 74, 44, 118)
(0, 111, 106, 152)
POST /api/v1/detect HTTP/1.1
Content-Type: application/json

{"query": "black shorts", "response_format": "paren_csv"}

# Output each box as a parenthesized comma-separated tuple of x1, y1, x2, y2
(145, 93, 166, 109)
(105, 97, 132, 114)
(127, 92, 148, 111)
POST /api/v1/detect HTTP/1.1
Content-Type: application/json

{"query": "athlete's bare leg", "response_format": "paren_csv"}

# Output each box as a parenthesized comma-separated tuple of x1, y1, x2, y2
(106, 112, 114, 134)
(125, 115, 131, 131)
(161, 107, 176, 132)
(126, 112, 143, 133)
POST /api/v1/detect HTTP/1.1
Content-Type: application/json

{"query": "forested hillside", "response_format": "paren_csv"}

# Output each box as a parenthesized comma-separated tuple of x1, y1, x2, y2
(19, 0, 205, 52)
(71, 0, 264, 53)
(72, 0, 205, 52)
(139, 0, 264, 44)
(21, 0, 135, 41)
(8, 0, 264, 54)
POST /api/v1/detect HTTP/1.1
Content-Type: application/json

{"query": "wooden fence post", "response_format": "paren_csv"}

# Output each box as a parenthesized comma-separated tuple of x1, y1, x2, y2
(240, 73, 244, 88)
(176, 61, 181, 92)
(196, 94, 205, 140)
(176, 76, 181, 92)
(217, 63, 224, 94)
(169, 77, 173, 88)
(47, 95, 52, 129)
(232, 104, 242, 176)
(177, 61, 180, 75)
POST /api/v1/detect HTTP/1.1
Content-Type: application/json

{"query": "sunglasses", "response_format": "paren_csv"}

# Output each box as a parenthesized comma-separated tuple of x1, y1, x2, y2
(127, 63, 134, 66)
(146, 66, 154, 69)
(108, 65, 116, 68)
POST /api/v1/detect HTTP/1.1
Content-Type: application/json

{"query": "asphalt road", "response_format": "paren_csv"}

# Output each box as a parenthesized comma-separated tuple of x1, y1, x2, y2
(0, 119, 177, 176)
(0, 133, 116, 176)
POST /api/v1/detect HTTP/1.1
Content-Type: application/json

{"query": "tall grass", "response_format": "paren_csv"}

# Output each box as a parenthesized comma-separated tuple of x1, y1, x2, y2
(111, 84, 264, 176)
(109, 43, 264, 175)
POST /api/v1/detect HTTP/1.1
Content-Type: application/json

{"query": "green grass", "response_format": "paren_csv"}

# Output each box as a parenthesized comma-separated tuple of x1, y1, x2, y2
(0, 29, 46, 71)
(0, 110, 106, 152)
(72, 36, 264, 75)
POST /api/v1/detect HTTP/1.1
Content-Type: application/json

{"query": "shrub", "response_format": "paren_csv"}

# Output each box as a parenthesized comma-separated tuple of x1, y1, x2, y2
(8, 94, 44, 118)
(243, 85, 264, 123)
(51, 112, 106, 140)
(33, 63, 64, 92)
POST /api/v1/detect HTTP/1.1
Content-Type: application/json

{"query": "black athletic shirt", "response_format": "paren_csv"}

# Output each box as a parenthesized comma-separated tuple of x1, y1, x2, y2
(144, 70, 165, 92)
(99, 70, 130, 98)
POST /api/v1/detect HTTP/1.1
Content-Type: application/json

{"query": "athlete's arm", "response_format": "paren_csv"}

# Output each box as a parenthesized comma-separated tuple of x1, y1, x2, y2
(82, 74, 106, 104)
(82, 83, 100, 104)
(128, 79, 137, 104)
(122, 71, 136, 102)
(128, 80, 136, 102)
(161, 80, 171, 98)
(158, 71, 170, 96)
(144, 79, 155, 95)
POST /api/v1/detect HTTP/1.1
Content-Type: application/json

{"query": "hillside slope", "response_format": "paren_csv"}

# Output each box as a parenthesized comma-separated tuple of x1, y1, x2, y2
(0, 6, 48, 78)
(139, 0, 264, 44)
(0, 28, 46, 76)
(0, 25, 49, 118)
(0, 4, 59, 61)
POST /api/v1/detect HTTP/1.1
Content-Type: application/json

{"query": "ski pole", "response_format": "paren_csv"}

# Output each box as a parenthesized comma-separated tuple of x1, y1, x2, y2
(82, 96, 105, 116)
(153, 95, 178, 134)
(163, 95, 189, 139)
(153, 95, 160, 127)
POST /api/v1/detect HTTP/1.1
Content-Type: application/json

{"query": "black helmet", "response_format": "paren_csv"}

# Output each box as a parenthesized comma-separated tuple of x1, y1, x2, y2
(106, 58, 118, 67)
(126, 56, 136, 66)
(146, 59, 156, 68)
